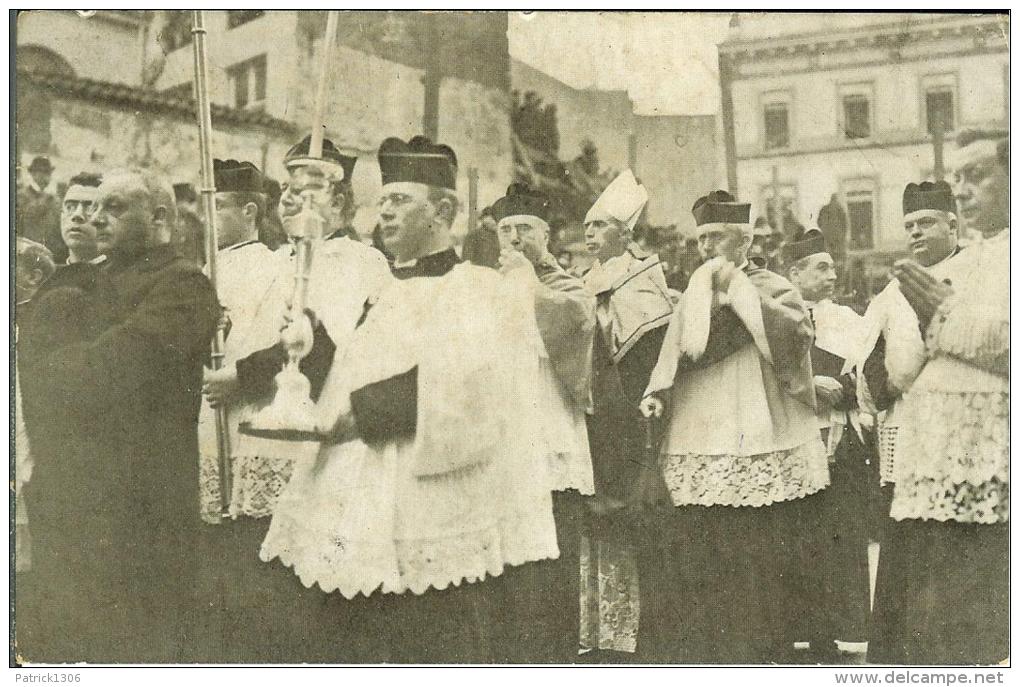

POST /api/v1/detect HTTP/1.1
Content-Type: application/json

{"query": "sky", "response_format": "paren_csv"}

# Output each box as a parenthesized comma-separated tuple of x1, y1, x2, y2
(508, 11, 733, 117)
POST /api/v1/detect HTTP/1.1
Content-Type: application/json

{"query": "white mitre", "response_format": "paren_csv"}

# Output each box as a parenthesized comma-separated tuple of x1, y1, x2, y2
(584, 169, 648, 231)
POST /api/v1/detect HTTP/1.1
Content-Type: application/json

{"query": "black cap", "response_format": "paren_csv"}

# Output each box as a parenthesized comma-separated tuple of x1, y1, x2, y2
(284, 135, 356, 182)
(780, 228, 827, 265)
(902, 180, 955, 215)
(490, 182, 552, 222)
(214, 159, 266, 194)
(692, 190, 750, 226)
(28, 156, 53, 173)
(378, 135, 458, 190)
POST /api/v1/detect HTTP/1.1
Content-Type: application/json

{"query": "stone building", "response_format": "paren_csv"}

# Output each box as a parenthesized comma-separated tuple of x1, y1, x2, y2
(16, 10, 515, 238)
(153, 10, 513, 237)
(719, 13, 1009, 255)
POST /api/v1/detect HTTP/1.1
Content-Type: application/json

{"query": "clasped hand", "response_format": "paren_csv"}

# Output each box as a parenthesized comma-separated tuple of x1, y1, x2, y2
(892, 259, 954, 330)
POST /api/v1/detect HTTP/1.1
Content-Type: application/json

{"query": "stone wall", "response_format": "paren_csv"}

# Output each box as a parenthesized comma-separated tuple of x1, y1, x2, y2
(16, 82, 291, 192)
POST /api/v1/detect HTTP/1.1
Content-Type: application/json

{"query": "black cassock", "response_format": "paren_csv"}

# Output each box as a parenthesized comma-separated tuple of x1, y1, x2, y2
(778, 340, 875, 649)
(18, 245, 220, 663)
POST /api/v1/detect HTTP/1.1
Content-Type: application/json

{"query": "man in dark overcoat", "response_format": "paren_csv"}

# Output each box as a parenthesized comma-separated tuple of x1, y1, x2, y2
(18, 167, 220, 663)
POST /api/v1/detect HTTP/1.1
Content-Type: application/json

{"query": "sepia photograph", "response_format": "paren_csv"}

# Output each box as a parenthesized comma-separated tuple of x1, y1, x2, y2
(9, 9, 1010, 672)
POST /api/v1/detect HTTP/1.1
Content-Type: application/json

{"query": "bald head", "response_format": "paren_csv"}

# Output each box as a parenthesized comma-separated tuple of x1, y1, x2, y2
(92, 168, 177, 257)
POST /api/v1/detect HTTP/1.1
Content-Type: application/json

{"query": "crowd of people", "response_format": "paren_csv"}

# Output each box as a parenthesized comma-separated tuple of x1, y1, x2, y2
(13, 126, 1009, 665)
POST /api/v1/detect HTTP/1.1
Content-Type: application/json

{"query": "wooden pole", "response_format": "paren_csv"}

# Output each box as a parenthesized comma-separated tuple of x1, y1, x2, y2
(191, 10, 232, 516)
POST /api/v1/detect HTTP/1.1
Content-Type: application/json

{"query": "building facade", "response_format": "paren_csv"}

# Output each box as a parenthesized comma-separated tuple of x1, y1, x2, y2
(719, 13, 1009, 253)
(152, 10, 514, 238)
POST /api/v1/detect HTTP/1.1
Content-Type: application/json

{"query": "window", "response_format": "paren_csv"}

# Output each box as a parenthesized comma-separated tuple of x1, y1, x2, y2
(921, 74, 958, 136)
(842, 179, 876, 249)
(227, 55, 267, 110)
(227, 10, 265, 29)
(763, 103, 789, 149)
(925, 90, 954, 134)
(160, 11, 193, 52)
(758, 182, 799, 235)
(843, 95, 871, 139)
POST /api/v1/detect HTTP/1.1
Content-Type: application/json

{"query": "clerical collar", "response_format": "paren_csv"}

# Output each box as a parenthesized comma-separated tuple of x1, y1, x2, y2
(391, 247, 461, 279)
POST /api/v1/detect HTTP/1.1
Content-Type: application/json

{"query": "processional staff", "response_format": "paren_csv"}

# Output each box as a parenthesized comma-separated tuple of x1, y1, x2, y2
(191, 10, 232, 515)
(243, 10, 342, 440)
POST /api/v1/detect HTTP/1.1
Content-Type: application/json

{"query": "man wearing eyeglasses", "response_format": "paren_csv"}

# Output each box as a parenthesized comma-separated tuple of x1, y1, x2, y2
(58, 172, 103, 266)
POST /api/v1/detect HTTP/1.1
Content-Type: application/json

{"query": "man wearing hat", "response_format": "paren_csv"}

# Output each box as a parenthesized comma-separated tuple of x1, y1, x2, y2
(577, 169, 673, 659)
(199, 139, 390, 661)
(192, 159, 302, 660)
(855, 181, 963, 531)
(869, 139, 1009, 664)
(489, 182, 596, 662)
(639, 190, 827, 663)
(259, 135, 558, 663)
(17, 156, 63, 260)
(778, 229, 873, 659)
(202, 136, 390, 443)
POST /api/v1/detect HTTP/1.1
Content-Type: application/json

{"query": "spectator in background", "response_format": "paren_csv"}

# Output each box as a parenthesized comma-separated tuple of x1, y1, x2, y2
(818, 193, 849, 266)
(15, 237, 57, 654)
(462, 205, 500, 268)
(749, 216, 772, 267)
(17, 156, 63, 261)
(59, 172, 102, 265)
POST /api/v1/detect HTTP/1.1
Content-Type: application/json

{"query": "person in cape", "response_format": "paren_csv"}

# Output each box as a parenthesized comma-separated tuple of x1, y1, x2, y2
(489, 181, 596, 662)
(639, 190, 828, 663)
(258, 135, 559, 663)
(869, 131, 1009, 665)
(778, 229, 873, 660)
(199, 138, 390, 663)
(856, 181, 964, 534)
(579, 170, 674, 659)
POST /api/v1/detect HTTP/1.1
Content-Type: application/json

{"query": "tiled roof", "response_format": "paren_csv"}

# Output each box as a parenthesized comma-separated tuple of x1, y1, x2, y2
(17, 67, 296, 134)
